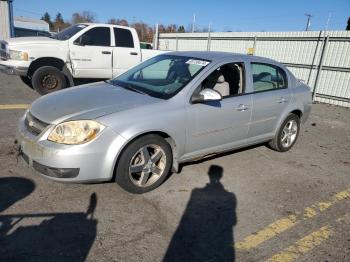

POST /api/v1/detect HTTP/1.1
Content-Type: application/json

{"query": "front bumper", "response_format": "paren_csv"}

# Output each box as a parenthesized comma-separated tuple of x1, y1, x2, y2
(0, 63, 28, 76)
(17, 115, 127, 183)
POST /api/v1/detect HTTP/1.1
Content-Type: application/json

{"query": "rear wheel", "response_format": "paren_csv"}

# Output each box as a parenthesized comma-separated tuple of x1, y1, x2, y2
(32, 66, 67, 95)
(269, 114, 300, 152)
(115, 134, 172, 194)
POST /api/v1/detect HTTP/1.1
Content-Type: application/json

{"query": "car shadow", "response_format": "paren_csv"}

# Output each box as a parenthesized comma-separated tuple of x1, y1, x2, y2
(163, 165, 237, 261)
(0, 177, 98, 261)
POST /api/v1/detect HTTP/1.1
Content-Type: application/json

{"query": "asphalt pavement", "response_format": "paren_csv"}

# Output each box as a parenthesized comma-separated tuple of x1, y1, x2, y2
(0, 73, 349, 262)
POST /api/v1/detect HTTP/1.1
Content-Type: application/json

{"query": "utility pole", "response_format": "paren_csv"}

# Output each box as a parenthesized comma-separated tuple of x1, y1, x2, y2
(325, 12, 332, 31)
(305, 13, 312, 31)
(192, 13, 196, 33)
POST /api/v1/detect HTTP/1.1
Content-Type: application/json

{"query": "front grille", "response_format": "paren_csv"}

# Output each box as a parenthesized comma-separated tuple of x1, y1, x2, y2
(0, 41, 8, 60)
(25, 112, 49, 136)
(0, 50, 8, 60)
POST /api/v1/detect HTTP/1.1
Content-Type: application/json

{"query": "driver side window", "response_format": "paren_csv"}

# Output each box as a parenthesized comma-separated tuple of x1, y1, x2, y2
(74, 27, 111, 46)
(198, 63, 245, 98)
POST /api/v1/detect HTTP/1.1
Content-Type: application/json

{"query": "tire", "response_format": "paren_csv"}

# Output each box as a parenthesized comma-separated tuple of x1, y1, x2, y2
(115, 134, 173, 194)
(32, 66, 67, 95)
(269, 114, 300, 152)
(20, 76, 33, 88)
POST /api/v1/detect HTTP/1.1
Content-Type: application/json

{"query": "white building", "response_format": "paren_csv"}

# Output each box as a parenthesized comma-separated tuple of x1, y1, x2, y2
(14, 16, 49, 32)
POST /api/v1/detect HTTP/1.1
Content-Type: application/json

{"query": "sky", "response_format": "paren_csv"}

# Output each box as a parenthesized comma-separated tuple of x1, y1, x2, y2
(13, 0, 350, 32)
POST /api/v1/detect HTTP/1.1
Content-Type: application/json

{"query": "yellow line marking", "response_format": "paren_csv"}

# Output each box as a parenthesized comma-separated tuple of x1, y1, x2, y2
(235, 215, 297, 250)
(266, 213, 350, 262)
(0, 104, 29, 110)
(235, 188, 350, 251)
(265, 226, 332, 262)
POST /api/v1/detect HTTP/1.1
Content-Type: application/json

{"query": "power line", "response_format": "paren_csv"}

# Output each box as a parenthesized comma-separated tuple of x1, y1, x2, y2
(15, 8, 42, 16)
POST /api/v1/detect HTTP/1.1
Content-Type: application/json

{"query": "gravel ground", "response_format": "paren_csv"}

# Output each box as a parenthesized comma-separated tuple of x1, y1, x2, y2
(0, 73, 349, 262)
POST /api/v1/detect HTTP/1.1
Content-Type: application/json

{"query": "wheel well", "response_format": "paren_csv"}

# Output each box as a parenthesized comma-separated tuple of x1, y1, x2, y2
(111, 131, 178, 180)
(290, 109, 303, 119)
(28, 57, 65, 78)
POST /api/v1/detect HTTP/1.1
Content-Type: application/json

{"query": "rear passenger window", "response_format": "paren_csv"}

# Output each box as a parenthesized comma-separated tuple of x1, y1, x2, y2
(114, 28, 134, 48)
(77, 27, 111, 46)
(251, 63, 287, 92)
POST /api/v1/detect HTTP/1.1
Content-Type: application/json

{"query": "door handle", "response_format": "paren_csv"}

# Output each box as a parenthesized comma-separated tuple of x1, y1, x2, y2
(235, 104, 249, 111)
(277, 97, 289, 103)
(101, 51, 111, 54)
(130, 52, 138, 55)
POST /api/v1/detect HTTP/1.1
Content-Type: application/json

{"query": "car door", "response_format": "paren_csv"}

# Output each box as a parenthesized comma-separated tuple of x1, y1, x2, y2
(185, 62, 252, 157)
(112, 27, 141, 77)
(247, 62, 291, 139)
(69, 26, 113, 79)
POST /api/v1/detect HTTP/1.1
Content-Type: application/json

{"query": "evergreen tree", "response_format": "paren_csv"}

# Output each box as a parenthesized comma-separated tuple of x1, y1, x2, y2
(177, 25, 185, 33)
(54, 13, 65, 31)
(41, 12, 53, 31)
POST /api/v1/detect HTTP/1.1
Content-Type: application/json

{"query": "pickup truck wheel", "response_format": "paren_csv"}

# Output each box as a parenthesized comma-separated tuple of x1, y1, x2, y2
(115, 134, 172, 194)
(269, 114, 300, 152)
(20, 76, 33, 88)
(32, 66, 67, 95)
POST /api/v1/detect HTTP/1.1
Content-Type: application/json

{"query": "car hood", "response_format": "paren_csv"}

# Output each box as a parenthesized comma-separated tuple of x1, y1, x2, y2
(29, 82, 162, 124)
(6, 37, 59, 46)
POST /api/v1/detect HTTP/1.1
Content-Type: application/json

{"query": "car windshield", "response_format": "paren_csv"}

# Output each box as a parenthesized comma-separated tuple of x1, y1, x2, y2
(111, 55, 210, 99)
(51, 24, 88, 40)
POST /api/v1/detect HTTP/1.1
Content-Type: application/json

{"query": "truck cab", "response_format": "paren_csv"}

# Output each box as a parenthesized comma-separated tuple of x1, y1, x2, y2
(0, 23, 166, 95)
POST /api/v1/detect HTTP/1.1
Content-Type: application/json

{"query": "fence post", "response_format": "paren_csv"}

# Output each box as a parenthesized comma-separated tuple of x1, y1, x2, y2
(207, 23, 211, 51)
(176, 35, 178, 51)
(307, 31, 323, 85)
(312, 35, 329, 101)
(253, 36, 257, 55)
(153, 24, 159, 50)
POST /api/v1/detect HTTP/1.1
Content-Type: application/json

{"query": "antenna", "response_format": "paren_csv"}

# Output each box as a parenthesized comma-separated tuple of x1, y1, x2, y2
(305, 13, 312, 31)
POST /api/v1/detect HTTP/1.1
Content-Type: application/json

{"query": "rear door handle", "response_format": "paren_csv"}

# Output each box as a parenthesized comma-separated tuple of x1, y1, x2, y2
(278, 97, 289, 103)
(235, 104, 249, 111)
(102, 51, 111, 54)
(130, 52, 138, 55)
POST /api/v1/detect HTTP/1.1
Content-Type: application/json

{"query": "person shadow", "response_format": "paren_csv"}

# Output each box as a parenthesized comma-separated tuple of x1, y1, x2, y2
(0, 177, 98, 262)
(163, 165, 237, 262)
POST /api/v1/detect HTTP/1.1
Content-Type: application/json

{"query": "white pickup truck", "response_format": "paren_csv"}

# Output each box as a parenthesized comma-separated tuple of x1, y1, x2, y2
(0, 23, 166, 94)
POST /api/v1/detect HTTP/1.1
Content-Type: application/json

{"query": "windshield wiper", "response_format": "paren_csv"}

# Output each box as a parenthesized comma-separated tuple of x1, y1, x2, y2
(107, 80, 148, 96)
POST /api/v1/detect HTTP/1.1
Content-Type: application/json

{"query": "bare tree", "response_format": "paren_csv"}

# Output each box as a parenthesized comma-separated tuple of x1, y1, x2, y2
(107, 18, 129, 27)
(71, 11, 97, 24)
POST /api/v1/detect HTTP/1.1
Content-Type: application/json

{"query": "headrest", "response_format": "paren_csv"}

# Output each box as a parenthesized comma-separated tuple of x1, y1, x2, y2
(217, 75, 225, 83)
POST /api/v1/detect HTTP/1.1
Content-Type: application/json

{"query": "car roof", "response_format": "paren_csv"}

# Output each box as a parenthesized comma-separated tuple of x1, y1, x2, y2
(166, 51, 279, 64)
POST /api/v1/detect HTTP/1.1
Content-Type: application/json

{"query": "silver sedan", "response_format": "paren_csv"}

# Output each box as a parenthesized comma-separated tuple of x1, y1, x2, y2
(17, 51, 312, 193)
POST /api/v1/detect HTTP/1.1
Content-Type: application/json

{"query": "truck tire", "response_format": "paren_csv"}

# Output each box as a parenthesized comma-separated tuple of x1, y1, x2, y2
(32, 66, 67, 95)
(20, 76, 33, 88)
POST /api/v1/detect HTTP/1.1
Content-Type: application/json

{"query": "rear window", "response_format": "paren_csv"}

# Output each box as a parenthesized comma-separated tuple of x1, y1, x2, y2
(114, 28, 134, 48)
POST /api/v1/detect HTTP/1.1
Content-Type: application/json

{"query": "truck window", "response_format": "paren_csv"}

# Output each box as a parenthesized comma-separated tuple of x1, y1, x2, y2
(114, 28, 134, 48)
(76, 27, 111, 46)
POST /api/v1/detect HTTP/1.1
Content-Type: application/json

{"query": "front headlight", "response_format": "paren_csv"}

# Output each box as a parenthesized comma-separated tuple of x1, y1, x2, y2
(48, 120, 105, 145)
(9, 50, 28, 61)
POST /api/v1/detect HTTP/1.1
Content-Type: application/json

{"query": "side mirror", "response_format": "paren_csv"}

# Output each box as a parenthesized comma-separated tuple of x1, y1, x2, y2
(191, 88, 222, 103)
(74, 35, 89, 46)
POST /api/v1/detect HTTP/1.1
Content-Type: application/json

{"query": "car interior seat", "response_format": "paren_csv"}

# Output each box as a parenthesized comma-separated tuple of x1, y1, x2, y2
(220, 64, 242, 95)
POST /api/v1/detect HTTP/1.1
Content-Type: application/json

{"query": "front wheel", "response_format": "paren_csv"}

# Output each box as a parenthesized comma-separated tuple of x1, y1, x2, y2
(115, 134, 173, 194)
(32, 66, 67, 95)
(269, 114, 300, 152)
